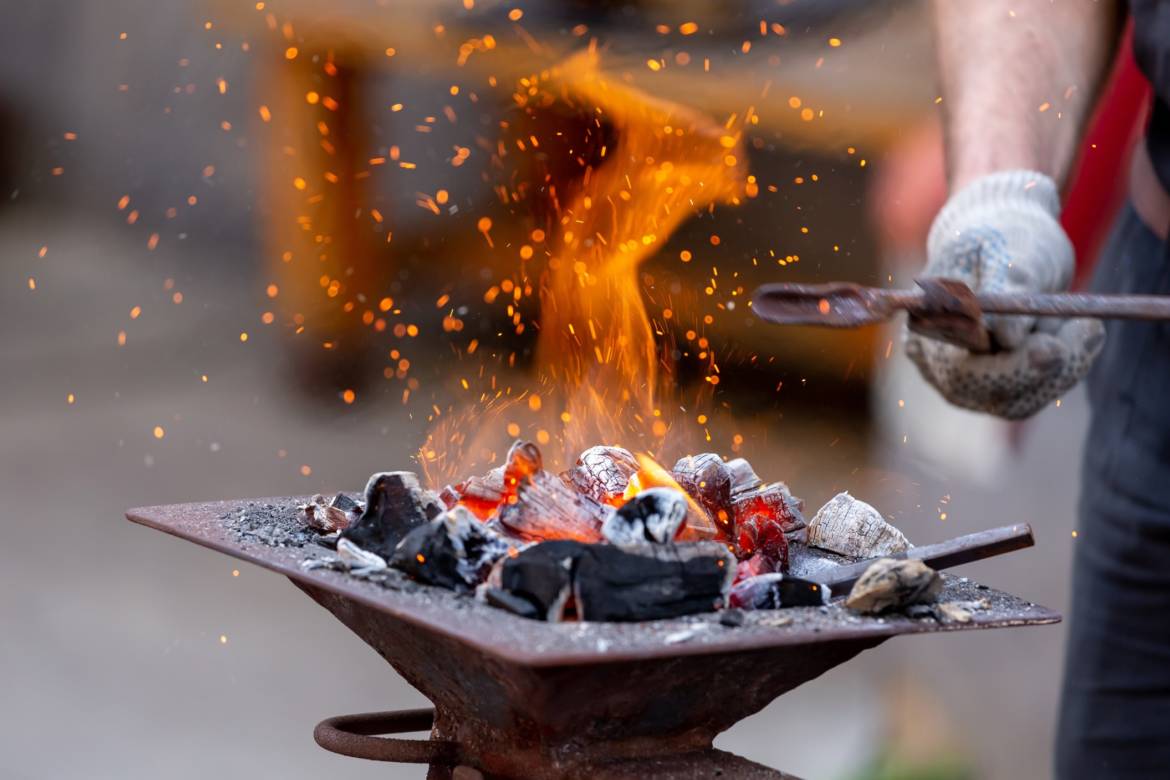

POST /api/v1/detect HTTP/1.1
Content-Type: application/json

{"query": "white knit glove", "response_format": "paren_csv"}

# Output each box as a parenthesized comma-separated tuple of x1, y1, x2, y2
(904, 170, 1105, 419)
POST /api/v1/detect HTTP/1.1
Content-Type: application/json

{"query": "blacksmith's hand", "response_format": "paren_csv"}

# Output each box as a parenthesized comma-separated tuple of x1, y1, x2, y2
(905, 170, 1105, 419)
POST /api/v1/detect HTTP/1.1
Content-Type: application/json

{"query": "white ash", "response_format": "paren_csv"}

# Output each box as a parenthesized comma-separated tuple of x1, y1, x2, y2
(223, 501, 319, 548)
(337, 537, 388, 571)
(807, 492, 911, 559)
(663, 626, 709, 645)
(568, 445, 640, 502)
(601, 487, 687, 546)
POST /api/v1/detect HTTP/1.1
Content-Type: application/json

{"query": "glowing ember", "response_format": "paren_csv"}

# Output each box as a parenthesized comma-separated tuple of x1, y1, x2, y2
(405, 439, 812, 621)
(439, 440, 797, 558)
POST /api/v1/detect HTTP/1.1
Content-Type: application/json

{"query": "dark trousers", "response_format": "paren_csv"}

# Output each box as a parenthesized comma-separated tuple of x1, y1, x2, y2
(1056, 204, 1170, 778)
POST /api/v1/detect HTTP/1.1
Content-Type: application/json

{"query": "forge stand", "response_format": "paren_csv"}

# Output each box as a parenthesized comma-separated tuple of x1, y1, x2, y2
(314, 706, 798, 778)
(128, 498, 1060, 780)
(298, 578, 873, 778)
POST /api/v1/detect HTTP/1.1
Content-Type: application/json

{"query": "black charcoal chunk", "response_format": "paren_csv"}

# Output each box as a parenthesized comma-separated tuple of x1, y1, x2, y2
(602, 487, 687, 546)
(330, 492, 360, 513)
(728, 573, 831, 610)
(390, 507, 512, 592)
(314, 531, 340, 549)
(905, 603, 939, 621)
(341, 471, 444, 559)
(482, 587, 542, 620)
(573, 542, 735, 622)
(719, 609, 747, 627)
(500, 540, 586, 621)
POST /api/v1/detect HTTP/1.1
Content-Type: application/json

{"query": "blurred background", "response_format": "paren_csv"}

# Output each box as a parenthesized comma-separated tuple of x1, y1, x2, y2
(0, 1, 1132, 777)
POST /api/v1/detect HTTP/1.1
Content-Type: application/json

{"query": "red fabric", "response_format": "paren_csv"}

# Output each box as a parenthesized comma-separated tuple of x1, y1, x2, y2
(1062, 23, 1151, 288)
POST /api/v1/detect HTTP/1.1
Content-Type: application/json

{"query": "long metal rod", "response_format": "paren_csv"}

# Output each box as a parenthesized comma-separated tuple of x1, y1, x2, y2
(974, 291, 1170, 320)
(821, 523, 1034, 593)
(752, 282, 1170, 328)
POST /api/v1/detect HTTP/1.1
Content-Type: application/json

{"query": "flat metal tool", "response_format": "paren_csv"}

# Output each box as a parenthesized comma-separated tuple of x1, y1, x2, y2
(752, 277, 1170, 352)
(819, 523, 1034, 593)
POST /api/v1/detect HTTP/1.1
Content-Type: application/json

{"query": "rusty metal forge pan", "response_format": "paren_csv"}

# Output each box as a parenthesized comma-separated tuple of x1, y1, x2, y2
(127, 497, 1059, 779)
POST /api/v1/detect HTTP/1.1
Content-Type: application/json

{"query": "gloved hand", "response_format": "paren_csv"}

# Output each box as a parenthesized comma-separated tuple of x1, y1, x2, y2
(905, 170, 1105, 419)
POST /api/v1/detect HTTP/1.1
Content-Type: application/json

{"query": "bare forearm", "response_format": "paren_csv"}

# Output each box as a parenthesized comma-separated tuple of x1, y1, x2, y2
(934, 0, 1123, 192)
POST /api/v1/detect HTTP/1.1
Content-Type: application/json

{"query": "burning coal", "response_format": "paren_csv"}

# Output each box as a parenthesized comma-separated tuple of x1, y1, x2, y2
(276, 444, 1048, 627)
(313, 440, 870, 622)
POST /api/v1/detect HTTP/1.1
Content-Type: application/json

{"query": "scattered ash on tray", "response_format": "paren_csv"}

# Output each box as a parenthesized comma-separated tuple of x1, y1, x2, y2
(492, 574, 1044, 656)
(223, 500, 330, 548)
(297, 563, 1041, 658)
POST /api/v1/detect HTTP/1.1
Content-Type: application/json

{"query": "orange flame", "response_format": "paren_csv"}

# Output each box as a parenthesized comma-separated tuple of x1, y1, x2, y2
(623, 453, 716, 539)
(421, 50, 747, 481)
(538, 50, 747, 457)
